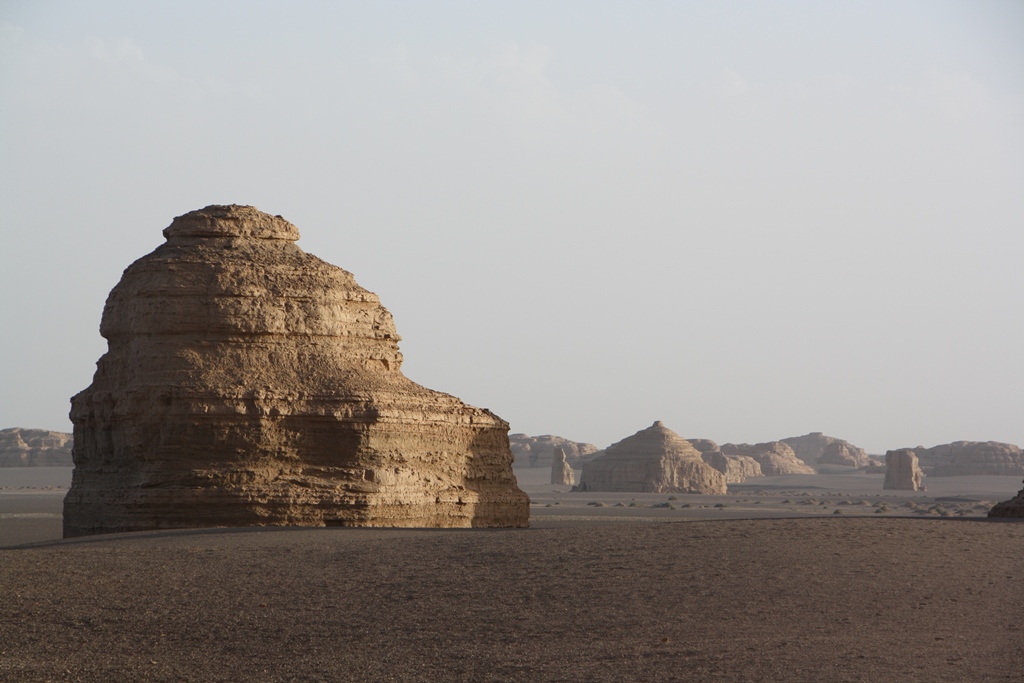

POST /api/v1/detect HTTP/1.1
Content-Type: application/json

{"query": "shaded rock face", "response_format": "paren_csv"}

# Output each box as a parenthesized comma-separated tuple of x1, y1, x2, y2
(550, 446, 575, 486)
(700, 451, 763, 484)
(883, 450, 925, 491)
(574, 422, 727, 494)
(909, 441, 1024, 477)
(64, 205, 529, 537)
(509, 434, 599, 468)
(720, 442, 815, 476)
(781, 432, 870, 469)
(988, 482, 1024, 518)
(0, 428, 73, 467)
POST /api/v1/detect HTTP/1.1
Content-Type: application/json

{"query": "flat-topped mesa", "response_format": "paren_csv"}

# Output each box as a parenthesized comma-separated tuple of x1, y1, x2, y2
(574, 421, 727, 494)
(64, 205, 529, 537)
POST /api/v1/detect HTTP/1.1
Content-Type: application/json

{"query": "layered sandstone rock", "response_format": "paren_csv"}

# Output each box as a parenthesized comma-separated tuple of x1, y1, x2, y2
(720, 441, 815, 476)
(573, 422, 727, 494)
(988, 482, 1024, 518)
(509, 434, 599, 468)
(0, 428, 73, 467)
(550, 446, 575, 486)
(883, 450, 925, 491)
(781, 432, 870, 469)
(685, 438, 719, 454)
(909, 441, 1024, 477)
(64, 205, 529, 537)
(700, 450, 763, 484)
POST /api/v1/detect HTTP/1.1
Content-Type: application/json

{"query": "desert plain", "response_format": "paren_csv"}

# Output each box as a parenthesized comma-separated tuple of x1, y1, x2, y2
(1, 466, 1022, 682)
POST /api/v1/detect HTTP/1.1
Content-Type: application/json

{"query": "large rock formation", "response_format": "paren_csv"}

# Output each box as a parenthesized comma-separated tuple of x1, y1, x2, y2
(573, 422, 727, 494)
(509, 434, 599, 468)
(550, 446, 575, 486)
(883, 449, 925, 491)
(64, 205, 529, 537)
(988, 481, 1024, 518)
(0, 428, 73, 467)
(907, 441, 1024, 477)
(720, 441, 815, 476)
(700, 450, 763, 484)
(781, 432, 870, 469)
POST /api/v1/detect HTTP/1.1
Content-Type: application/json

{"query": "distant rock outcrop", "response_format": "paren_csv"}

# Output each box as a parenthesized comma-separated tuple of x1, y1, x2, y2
(509, 434, 599, 468)
(574, 422, 727, 494)
(908, 441, 1024, 477)
(883, 450, 925, 491)
(550, 446, 575, 486)
(685, 438, 719, 454)
(63, 205, 529, 537)
(720, 441, 815, 476)
(700, 450, 763, 484)
(0, 428, 73, 467)
(781, 432, 870, 469)
(988, 481, 1024, 518)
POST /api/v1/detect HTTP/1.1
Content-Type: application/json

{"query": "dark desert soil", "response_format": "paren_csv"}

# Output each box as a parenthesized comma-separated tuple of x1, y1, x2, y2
(1, 517, 1022, 682)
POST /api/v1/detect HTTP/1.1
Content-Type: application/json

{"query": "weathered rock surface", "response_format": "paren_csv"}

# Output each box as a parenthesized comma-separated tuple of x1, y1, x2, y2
(509, 434, 599, 468)
(0, 428, 73, 467)
(685, 438, 719, 454)
(781, 432, 870, 469)
(883, 449, 925, 491)
(574, 422, 727, 494)
(720, 441, 815, 476)
(550, 446, 575, 486)
(908, 441, 1024, 477)
(988, 481, 1024, 518)
(64, 205, 529, 537)
(700, 450, 763, 484)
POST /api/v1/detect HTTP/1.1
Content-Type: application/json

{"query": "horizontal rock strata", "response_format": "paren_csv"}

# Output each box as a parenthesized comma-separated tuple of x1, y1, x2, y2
(720, 441, 815, 476)
(64, 205, 529, 537)
(574, 422, 727, 494)
(0, 428, 73, 467)
(781, 432, 870, 469)
(510, 434, 599, 468)
(700, 451, 763, 484)
(908, 441, 1024, 477)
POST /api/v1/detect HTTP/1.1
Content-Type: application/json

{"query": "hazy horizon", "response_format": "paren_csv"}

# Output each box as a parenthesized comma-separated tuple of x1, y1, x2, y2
(2, 1, 1022, 454)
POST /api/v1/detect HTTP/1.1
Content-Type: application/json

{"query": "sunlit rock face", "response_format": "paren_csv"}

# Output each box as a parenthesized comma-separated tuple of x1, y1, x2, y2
(883, 449, 925, 491)
(64, 205, 529, 537)
(719, 441, 815, 476)
(781, 432, 870, 469)
(0, 428, 73, 467)
(550, 446, 575, 486)
(574, 421, 727, 494)
(988, 482, 1024, 518)
(911, 441, 1024, 477)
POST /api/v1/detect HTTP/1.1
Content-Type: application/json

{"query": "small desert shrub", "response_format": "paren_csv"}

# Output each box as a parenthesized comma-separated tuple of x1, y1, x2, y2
(832, 509, 843, 515)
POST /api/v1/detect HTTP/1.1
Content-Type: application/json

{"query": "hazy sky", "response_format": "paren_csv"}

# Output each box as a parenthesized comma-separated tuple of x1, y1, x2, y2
(2, 1, 1022, 454)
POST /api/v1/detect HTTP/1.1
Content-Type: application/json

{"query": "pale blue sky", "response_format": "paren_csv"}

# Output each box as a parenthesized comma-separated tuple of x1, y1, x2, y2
(2, 1, 1022, 453)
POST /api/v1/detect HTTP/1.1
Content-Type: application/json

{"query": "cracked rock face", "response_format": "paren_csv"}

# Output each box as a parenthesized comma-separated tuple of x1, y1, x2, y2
(64, 205, 529, 537)
(574, 421, 727, 494)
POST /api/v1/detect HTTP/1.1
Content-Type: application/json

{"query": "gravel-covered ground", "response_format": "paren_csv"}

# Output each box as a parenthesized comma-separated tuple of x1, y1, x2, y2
(2, 517, 1022, 682)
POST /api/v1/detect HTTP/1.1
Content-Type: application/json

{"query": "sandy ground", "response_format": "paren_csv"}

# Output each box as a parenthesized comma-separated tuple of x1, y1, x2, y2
(1, 467, 1022, 682)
